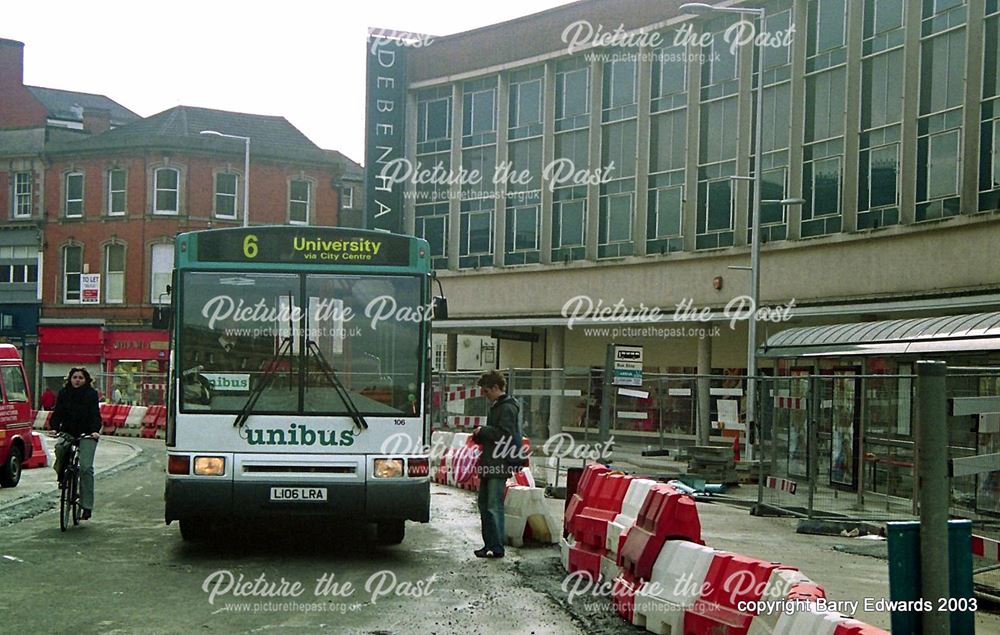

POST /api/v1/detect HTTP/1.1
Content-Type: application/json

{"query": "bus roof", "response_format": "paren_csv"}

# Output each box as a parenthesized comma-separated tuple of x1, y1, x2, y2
(0, 344, 22, 361)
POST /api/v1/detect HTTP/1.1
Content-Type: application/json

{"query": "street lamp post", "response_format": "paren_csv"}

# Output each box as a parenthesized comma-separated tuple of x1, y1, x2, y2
(200, 130, 251, 227)
(680, 2, 766, 459)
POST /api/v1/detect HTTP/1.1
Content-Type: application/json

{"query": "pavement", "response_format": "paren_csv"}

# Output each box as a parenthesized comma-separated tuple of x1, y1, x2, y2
(0, 435, 142, 521)
(524, 443, 1000, 634)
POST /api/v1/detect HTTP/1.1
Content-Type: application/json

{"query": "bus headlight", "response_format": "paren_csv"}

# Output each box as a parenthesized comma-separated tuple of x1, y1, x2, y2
(193, 456, 226, 476)
(373, 458, 403, 478)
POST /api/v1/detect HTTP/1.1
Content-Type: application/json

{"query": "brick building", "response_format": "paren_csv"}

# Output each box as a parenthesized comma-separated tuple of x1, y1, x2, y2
(0, 38, 358, 400)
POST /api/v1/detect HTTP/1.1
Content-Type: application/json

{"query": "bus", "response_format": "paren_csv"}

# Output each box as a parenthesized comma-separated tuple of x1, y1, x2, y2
(162, 226, 441, 543)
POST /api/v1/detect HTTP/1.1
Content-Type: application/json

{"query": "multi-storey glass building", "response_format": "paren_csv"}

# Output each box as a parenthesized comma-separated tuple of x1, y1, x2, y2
(366, 0, 1000, 372)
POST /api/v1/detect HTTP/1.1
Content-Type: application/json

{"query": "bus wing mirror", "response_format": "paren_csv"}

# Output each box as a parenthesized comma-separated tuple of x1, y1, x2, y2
(153, 306, 174, 330)
(432, 296, 449, 321)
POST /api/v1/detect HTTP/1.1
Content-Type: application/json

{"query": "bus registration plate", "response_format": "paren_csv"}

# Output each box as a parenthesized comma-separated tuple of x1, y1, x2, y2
(270, 487, 328, 502)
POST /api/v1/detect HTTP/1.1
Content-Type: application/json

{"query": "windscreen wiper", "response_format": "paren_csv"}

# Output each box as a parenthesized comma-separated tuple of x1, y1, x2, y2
(304, 305, 368, 432)
(233, 335, 293, 428)
(305, 339, 368, 432)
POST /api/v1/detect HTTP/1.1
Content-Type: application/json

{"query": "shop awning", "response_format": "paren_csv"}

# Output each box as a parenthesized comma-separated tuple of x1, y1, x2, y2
(38, 325, 104, 363)
(759, 312, 1000, 358)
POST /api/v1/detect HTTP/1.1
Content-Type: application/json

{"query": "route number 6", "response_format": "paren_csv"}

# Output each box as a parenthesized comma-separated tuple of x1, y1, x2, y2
(243, 234, 259, 259)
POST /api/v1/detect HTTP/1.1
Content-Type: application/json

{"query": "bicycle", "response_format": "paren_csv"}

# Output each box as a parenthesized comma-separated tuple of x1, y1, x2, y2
(57, 434, 87, 531)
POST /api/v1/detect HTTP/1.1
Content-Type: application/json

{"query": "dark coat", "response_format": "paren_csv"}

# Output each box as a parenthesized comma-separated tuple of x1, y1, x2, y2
(473, 394, 521, 479)
(51, 385, 102, 437)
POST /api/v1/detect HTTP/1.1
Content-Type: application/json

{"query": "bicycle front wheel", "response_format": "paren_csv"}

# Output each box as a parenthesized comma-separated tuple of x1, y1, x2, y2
(70, 471, 81, 526)
(59, 478, 70, 532)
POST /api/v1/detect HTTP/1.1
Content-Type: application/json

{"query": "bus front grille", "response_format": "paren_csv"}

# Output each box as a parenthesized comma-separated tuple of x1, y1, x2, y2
(242, 465, 356, 474)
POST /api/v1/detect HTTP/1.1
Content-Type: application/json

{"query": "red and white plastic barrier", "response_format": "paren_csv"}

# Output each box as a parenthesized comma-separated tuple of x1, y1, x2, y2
(632, 540, 717, 633)
(973, 533, 1000, 563)
(447, 415, 485, 429)
(765, 476, 798, 494)
(445, 386, 485, 402)
(504, 485, 559, 546)
(22, 431, 51, 469)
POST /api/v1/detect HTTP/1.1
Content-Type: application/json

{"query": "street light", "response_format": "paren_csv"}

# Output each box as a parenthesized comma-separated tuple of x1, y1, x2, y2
(681, 2, 768, 459)
(200, 130, 250, 227)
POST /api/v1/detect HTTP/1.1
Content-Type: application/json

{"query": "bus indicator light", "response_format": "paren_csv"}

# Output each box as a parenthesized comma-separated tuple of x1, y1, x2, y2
(193, 456, 226, 476)
(373, 458, 403, 478)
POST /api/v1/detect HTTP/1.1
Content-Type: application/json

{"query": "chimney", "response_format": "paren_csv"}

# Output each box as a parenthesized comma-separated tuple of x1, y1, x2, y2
(0, 39, 48, 128)
(83, 107, 111, 135)
(0, 38, 26, 89)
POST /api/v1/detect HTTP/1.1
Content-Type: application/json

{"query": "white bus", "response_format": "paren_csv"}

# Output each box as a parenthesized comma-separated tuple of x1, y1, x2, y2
(162, 227, 441, 543)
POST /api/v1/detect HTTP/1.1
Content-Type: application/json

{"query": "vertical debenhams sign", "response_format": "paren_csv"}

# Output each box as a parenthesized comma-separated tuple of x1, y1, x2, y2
(364, 29, 431, 233)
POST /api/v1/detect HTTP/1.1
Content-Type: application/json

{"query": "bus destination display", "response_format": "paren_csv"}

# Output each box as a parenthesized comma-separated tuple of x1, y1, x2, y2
(195, 228, 411, 266)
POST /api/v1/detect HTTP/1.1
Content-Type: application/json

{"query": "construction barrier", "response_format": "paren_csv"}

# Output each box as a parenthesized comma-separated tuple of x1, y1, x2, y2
(606, 478, 657, 557)
(619, 484, 703, 582)
(563, 464, 612, 538)
(33, 410, 53, 430)
(973, 533, 1000, 563)
(632, 540, 717, 634)
(504, 486, 559, 546)
(572, 472, 634, 551)
(683, 552, 788, 635)
(22, 431, 51, 469)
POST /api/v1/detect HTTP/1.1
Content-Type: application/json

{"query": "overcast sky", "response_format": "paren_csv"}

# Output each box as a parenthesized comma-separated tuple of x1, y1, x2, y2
(7, 0, 573, 165)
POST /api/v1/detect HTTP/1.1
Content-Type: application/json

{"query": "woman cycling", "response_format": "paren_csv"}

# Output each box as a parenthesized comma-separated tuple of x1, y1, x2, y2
(51, 367, 101, 520)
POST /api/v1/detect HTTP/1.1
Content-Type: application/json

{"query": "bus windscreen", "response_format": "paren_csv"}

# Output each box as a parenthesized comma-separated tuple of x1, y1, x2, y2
(178, 272, 424, 416)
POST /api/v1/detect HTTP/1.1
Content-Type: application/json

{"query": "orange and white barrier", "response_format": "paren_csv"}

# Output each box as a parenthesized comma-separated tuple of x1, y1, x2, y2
(504, 485, 559, 546)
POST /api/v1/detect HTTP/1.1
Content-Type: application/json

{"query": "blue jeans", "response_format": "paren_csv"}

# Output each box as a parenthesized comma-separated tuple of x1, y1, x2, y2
(54, 435, 98, 510)
(477, 477, 506, 553)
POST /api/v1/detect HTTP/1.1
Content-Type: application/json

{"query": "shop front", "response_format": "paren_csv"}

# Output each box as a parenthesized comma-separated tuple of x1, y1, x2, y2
(103, 330, 169, 405)
(37, 324, 104, 394)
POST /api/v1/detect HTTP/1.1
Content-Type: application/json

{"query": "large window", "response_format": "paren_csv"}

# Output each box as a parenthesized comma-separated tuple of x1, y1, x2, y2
(808, 0, 847, 55)
(600, 193, 633, 245)
(862, 49, 904, 130)
(810, 157, 843, 217)
(178, 273, 423, 416)
(150, 243, 173, 304)
(341, 186, 354, 209)
(65, 172, 84, 218)
(604, 58, 637, 110)
(215, 173, 238, 219)
(553, 199, 586, 248)
(107, 169, 126, 216)
(920, 29, 966, 116)
(289, 180, 311, 224)
(417, 97, 451, 143)
(154, 167, 179, 214)
(650, 186, 683, 239)
(506, 205, 539, 252)
(509, 78, 542, 129)
(104, 244, 125, 304)
(926, 129, 961, 199)
(13, 172, 31, 218)
(556, 67, 589, 120)
(464, 88, 496, 136)
(460, 209, 493, 256)
(63, 245, 82, 303)
(0, 246, 37, 285)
